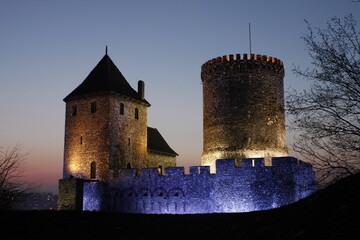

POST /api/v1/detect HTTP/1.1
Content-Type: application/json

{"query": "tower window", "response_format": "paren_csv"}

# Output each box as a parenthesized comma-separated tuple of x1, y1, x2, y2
(80, 136, 83, 145)
(72, 105, 77, 116)
(135, 108, 139, 120)
(120, 103, 124, 115)
(90, 161, 96, 179)
(91, 102, 97, 113)
(128, 138, 131, 146)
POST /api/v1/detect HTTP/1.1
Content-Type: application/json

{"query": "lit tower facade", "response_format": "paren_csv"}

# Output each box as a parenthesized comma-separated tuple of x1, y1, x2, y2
(201, 54, 288, 172)
(62, 52, 150, 182)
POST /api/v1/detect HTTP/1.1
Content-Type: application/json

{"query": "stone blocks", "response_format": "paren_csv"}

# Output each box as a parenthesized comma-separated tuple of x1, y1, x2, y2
(68, 157, 315, 213)
(201, 53, 288, 172)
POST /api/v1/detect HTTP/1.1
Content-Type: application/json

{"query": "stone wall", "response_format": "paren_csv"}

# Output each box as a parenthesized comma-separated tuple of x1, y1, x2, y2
(147, 151, 176, 174)
(201, 54, 288, 172)
(72, 157, 315, 213)
(63, 92, 149, 182)
(107, 94, 149, 171)
(58, 178, 84, 210)
(63, 94, 113, 181)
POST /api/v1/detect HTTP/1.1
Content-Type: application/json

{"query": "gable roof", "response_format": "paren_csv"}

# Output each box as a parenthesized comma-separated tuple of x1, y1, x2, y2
(64, 54, 149, 105)
(147, 127, 178, 156)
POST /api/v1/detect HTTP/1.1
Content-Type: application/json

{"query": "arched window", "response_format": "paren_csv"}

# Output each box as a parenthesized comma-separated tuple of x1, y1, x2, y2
(120, 103, 124, 115)
(90, 161, 96, 179)
(127, 163, 132, 169)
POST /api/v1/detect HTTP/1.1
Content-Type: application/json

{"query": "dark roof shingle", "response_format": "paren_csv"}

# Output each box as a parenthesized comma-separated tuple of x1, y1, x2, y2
(147, 127, 178, 156)
(64, 54, 149, 105)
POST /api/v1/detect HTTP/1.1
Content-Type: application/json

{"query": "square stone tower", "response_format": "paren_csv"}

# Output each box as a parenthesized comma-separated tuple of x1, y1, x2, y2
(62, 52, 150, 182)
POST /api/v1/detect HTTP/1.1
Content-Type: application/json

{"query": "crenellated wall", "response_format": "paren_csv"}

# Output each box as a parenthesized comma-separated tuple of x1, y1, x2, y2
(61, 157, 315, 213)
(201, 53, 284, 68)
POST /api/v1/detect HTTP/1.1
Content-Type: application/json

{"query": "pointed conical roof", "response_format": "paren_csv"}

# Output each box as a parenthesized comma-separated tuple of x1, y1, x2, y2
(64, 54, 149, 105)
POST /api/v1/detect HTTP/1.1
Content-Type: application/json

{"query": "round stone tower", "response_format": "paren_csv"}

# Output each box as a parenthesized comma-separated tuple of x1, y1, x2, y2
(201, 53, 288, 172)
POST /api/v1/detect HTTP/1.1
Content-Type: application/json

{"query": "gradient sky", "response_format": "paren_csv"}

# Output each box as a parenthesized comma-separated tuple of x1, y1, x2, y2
(0, 0, 359, 193)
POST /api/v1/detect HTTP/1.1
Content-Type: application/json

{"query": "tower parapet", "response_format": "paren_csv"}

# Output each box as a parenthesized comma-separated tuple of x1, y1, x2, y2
(201, 53, 284, 76)
(201, 53, 288, 172)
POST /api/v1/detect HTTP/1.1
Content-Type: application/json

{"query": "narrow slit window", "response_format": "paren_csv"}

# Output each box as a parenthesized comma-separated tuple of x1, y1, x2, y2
(120, 103, 124, 115)
(91, 102, 97, 113)
(72, 105, 77, 116)
(90, 161, 96, 179)
(80, 136, 83, 144)
(128, 138, 131, 146)
(135, 108, 139, 120)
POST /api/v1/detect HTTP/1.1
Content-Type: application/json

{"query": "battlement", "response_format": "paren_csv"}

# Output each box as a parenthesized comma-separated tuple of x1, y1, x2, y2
(189, 166, 211, 175)
(201, 53, 284, 77)
(112, 157, 311, 179)
(203, 53, 283, 66)
(61, 156, 315, 213)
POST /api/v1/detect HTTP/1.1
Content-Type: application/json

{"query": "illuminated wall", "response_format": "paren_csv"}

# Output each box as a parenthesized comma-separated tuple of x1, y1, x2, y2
(63, 95, 114, 181)
(147, 151, 176, 172)
(61, 157, 315, 213)
(201, 54, 288, 172)
(63, 94, 149, 182)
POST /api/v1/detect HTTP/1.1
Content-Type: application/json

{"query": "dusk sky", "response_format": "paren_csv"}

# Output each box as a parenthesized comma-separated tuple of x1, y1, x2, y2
(0, 0, 359, 193)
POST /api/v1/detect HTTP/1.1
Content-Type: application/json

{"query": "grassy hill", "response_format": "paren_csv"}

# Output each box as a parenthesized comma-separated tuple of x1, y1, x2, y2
(1, 173, 359, 239)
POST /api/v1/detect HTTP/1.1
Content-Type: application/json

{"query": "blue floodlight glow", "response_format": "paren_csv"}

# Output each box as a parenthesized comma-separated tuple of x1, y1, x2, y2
(78, 157, 315, 214)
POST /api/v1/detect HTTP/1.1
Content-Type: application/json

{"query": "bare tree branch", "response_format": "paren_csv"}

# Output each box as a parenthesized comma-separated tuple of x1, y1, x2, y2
(0, 144, 37, 209)
(287, 14, 360, 187)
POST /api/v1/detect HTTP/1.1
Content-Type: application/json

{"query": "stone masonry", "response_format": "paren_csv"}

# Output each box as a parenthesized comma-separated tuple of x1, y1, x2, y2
(59, 157, 315, 213)
(58, 51, 315, 213)
(201, 54, 288, 172)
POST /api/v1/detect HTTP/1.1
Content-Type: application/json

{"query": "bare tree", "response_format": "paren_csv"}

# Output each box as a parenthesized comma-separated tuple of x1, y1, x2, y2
(0, 144, 36, 209)
(287, 14, 360, 187)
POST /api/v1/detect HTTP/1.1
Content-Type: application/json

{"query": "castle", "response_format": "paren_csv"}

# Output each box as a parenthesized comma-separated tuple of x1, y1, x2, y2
(58, 50, 315, 213)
